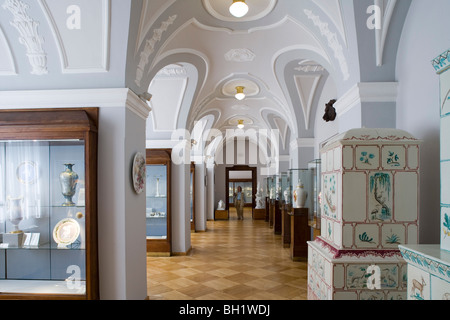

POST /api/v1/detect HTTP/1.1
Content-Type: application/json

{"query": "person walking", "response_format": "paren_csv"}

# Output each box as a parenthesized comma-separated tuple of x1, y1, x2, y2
(234, 186, 245, 220)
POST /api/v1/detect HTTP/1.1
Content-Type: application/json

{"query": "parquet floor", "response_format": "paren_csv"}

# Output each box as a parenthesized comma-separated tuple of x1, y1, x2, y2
(146, 208, 308, 300)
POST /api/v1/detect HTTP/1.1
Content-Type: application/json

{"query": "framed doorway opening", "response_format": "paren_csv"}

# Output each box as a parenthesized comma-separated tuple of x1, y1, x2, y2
(225, 165, 257, 215)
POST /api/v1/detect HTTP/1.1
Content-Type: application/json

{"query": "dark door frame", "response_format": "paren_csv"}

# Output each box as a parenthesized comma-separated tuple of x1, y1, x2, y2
(225, 165, 257, 210)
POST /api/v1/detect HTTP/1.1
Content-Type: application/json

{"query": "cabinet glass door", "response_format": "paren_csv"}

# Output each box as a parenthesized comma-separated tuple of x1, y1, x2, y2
(242, 182, 252, 205)
(229, 182, 234, 205)
(0, 139, 87, 296)
(146, 165, 167, 240)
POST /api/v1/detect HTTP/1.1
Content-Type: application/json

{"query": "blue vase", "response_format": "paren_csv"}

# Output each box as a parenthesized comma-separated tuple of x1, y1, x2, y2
(59, 163, 79, 207)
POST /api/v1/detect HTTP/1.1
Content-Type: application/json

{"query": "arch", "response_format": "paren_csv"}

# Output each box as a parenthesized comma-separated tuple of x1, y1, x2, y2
(274, 47, 335, 139)
(145, 51, 209, 135)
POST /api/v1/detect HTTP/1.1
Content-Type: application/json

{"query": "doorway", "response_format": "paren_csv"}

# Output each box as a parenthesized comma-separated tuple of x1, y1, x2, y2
(225, 165, 257, 216)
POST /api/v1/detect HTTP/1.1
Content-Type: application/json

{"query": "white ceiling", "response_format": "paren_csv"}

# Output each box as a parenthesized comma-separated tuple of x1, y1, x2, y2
(141, 0, 342, 143)
(0, 0, 409, 150)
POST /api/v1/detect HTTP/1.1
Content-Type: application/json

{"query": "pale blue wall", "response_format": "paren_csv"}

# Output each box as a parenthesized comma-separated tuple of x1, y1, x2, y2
(396, 0, 450, 244)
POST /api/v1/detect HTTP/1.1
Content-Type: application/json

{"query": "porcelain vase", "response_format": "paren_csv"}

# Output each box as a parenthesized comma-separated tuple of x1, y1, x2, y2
(6, 196, 24, 233)
(294, 181, 308, 208)
(59, 163, 79, 207)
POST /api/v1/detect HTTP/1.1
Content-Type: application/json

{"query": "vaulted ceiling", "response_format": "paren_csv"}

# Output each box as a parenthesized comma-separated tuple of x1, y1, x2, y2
(134, 0, 342, 145)
(126, 0, 411, 151)
(0, 0, 412, 154)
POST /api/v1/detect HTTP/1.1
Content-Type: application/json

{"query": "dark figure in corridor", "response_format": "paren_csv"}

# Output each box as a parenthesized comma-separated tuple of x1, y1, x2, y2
(234, 186, 245, 220)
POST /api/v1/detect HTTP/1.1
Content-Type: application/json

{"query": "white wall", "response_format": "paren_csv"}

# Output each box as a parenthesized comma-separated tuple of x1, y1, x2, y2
(122, 108, 148, 299)
(314, 76, 339, 159)
(395, 0, 448, 244)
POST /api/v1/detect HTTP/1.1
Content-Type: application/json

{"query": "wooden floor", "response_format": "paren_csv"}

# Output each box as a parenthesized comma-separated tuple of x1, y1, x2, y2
(146, 208, 308, 300)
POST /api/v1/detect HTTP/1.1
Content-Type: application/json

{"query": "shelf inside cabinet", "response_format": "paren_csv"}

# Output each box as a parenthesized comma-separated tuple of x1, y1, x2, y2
(0, 279, 86, 295)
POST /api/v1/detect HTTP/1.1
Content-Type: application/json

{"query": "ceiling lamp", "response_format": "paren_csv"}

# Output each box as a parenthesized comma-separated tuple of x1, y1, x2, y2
(237, 120, 245, 129)
(235, 86, 246, 100)
(229, 0, 249, 18)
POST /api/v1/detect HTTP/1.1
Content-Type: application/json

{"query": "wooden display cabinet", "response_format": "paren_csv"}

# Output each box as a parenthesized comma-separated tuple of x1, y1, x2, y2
(277, 173, 289, 238)
(273, 201, 282, 235)
(0, 108, 99, 300)
(145, 149, 172, 256)
(290, 208, 310, 261)
(282, 203, 291, 248)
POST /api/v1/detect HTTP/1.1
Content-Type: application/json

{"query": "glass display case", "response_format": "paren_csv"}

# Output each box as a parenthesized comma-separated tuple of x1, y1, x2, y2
(308, 159, 321, 230)
(244, 182, 252, 205)
(289, 168, 313, 260)
(260, 177, 268, 199)
(280, 172, 291, 246)
(268, 176, 274, 200)
(269, 175, 280, 201)
(280, 172, 290, 205)
(146, 149, 171, 254)
(269, 174, 282, 234)
(289, 169, 313, 210)
(146, 165, 168, 239)
(0, 108, 99, 300)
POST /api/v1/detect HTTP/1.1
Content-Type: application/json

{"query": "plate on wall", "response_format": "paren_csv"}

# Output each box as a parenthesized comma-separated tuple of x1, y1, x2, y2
(132, 152, 146, 194)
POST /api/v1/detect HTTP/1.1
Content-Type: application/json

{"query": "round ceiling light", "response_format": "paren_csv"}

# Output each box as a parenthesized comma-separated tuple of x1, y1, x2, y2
(235, 86, 246, 100)
(229, 0, 249, 18)
(237, 119, 245, 129)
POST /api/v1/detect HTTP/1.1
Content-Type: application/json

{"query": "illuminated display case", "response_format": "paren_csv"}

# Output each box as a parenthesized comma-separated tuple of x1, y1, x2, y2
(0, 108, 99, 300)
(288, 168, 312, 260)
(268, 175, 276, 201)
(280, 172, 290, 206)
(289, 169, 312, 210)
(270, 174, 282, 234)
(280, 172, 291, 247)
(146, 149, 171, 255)
(308, 159, 321, 230)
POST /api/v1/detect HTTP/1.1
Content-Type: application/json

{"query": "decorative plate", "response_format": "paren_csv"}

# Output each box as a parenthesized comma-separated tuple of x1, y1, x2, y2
(16, 161, 38, 185)
(132, 152, 146, 194)
(53, 218, 80, 246)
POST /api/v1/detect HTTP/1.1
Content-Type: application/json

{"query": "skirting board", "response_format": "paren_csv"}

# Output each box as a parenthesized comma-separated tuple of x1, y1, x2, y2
(171, 246, 193, 256)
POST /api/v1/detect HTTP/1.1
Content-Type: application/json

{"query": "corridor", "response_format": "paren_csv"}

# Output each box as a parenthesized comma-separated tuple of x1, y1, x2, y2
(146, 208, 308, 300)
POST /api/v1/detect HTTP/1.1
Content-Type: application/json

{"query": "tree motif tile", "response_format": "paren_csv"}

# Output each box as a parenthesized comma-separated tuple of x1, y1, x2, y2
(369, 172, 393, 222)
